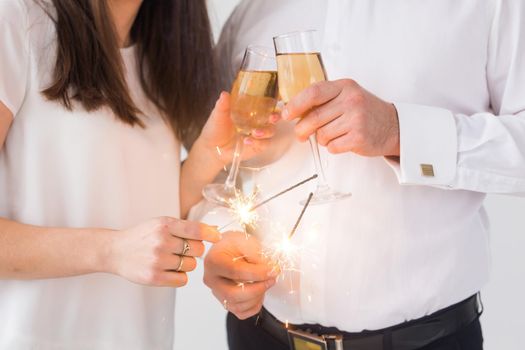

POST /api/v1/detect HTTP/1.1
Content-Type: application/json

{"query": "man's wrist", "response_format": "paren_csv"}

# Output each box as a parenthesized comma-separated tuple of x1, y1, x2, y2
(385, 103, 400, 157)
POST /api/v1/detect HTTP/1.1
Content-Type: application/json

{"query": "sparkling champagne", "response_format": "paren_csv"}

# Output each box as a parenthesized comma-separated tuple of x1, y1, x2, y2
(276, 53, 327, 103)
(230, 70, 278, 135)
(273, 31, 351, 204)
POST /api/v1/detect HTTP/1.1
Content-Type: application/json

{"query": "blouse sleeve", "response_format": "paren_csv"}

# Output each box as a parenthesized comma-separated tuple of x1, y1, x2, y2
(0, 0, 30, 116)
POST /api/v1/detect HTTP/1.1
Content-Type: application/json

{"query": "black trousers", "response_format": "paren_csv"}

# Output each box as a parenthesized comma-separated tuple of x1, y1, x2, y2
(227, 312, 483, 350)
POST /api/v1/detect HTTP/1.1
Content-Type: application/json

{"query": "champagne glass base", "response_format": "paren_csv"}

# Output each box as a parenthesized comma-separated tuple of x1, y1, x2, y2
(300, 186, 352, 205)
(202, 184, 238, 207)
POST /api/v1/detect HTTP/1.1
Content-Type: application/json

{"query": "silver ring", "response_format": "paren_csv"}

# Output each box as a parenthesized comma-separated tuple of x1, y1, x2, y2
(175, 256, 184, 272)
(180, 239, 190, 256)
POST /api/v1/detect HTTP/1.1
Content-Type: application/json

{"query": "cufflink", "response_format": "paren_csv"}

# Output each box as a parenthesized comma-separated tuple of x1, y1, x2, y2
(420, 164, 435, 177)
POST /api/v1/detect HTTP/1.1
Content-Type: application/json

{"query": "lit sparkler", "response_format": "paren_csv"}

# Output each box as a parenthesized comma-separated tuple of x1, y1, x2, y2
(225, 189, 260, 233)
(262, 193, 314, 275)
(262, 228, 302, 275)
(219, 174, 318, 232)
(244, 192, 316, 327)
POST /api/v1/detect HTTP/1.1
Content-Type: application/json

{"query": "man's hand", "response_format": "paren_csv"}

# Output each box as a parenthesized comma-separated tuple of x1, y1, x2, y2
(204, 232, 278, 320)
(281, 79, 400, 157)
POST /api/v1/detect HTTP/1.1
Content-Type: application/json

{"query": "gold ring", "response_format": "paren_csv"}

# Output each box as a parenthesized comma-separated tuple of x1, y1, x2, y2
(175, 256, 184, 272)
(181, 239, 190, 256)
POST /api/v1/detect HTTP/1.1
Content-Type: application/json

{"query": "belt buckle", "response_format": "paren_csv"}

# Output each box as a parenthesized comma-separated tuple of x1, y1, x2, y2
(288, 329, 328, 350)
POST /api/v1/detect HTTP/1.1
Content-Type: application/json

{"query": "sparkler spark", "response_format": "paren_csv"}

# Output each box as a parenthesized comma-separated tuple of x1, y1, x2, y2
(218, 175, 318, 232)
(232, 255, 248, 262)
(225, 190, 260, 232)
(214, 146, 227, 171)
(262, 226, 302, 275)
(262, 193, 313, 274)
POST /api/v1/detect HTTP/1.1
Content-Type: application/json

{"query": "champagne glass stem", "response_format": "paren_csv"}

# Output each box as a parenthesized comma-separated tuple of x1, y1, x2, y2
(224, 135, 245, 191)
(308, 134, 330, 190)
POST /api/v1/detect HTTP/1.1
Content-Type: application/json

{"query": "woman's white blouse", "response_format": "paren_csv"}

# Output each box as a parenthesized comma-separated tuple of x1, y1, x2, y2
(0, 1, 181, 349)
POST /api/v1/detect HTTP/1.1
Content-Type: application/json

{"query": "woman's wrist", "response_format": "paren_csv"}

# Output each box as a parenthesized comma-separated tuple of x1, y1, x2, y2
(179, 135, 227, 217)
(91, 228, 119, 275)
(186, 136, 226, 180)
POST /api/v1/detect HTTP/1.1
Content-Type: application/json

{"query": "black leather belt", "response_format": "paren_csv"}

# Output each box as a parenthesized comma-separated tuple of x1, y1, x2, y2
(256, 295, 481, 350)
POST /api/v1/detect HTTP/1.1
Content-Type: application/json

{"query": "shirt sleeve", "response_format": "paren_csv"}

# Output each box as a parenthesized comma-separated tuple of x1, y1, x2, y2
(0, 0, 30, 116)
(387, 0, 525, 195)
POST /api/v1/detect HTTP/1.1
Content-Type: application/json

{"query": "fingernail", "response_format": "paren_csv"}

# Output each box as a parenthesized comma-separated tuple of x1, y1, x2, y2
(206, 224, 219, 232)
(206, 225, 222, 240)
(282, 108, 289, 119)
(244, 137, 254, 145)
(270, 115, 279, 124)
(252, 129, 264, 137)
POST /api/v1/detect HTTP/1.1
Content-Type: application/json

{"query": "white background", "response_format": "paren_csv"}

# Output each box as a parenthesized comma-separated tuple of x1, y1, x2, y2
(174, 1, 525, 349)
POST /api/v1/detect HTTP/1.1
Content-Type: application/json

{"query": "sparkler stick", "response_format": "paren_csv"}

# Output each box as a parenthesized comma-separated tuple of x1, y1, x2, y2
(251, 174, 318, 211)
(288, 192, 313, 239)
(219, 174, 318, 231)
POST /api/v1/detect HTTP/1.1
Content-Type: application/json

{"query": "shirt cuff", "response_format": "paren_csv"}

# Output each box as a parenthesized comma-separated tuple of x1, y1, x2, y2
(385, 103, 458, 186)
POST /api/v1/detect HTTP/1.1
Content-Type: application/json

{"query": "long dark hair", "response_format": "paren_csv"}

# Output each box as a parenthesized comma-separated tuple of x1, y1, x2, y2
(40, 0, 217, 144)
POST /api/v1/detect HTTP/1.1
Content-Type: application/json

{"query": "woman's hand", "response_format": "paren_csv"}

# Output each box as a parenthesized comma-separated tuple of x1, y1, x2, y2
(180, 92, 280, 217)
(107, 217, 221, 287)
(196, 92, 278, 169)
(204, 232, 278, 320)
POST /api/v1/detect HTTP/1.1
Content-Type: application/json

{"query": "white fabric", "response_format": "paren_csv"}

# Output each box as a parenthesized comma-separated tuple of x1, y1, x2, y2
(388, 103, 457, 186)
(207, 0, 525, 331)
(0, 1, 180, 349)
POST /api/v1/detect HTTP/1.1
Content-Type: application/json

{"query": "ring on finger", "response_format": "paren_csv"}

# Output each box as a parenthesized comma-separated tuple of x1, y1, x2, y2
(180, 239, 190, 256)
(175, 256, 185, 272)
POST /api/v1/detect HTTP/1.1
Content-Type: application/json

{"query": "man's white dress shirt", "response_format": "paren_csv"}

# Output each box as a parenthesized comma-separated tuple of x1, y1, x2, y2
(206, 0, 525, 332)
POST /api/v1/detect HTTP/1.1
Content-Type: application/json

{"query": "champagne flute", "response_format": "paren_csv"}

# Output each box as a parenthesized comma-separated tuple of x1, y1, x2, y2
(273, 30, 351, 205)
(203, 46, 278, 206)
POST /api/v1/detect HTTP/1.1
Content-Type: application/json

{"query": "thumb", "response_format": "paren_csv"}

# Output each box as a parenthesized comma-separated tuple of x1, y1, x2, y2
(209, 91, 231, 126)
(238, 234, 266, 265)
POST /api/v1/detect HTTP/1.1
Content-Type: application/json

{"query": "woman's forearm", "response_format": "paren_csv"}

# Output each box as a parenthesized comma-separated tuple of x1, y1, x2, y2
(180, 138, 224, 218)
(0, 217, 113, 279)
